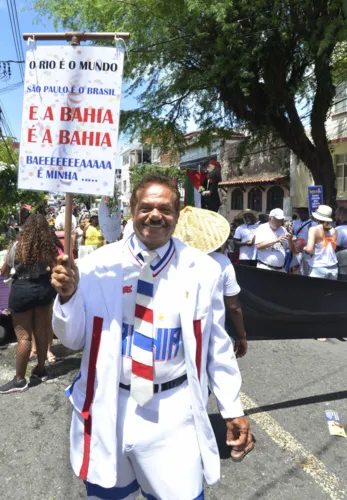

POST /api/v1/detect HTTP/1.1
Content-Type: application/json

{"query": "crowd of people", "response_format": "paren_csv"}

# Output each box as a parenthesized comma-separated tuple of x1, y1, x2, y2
(0, 166, 346, 498)
(228, 204, 347, 281)
(0, 179, 345, 396)
(0, 201, 126, 394)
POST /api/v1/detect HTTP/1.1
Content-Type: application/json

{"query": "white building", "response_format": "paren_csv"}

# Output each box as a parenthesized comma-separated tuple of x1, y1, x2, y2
(119, 142, 161, 214)
(219, 139, 291, 221)
(288, 83, 347, 209)
(326, 82, 347, 208)
(179, 131, 222, 170)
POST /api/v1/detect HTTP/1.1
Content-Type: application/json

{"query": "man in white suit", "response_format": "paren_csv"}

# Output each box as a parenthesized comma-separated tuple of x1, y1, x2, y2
(51, 174, 251, 500)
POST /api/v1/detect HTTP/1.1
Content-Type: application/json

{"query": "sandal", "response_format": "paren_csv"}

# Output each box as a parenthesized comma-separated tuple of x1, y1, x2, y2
(47, 353, 56, 364)
(231, 434, 256, 462)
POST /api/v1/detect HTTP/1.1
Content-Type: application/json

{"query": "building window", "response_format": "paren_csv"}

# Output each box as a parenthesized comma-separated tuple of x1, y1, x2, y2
(334, 83, 347, 114)
(267, 186, 284, 211)
(231, 188, 244, 210)
(123, 180, 127, 192)
(248, 187, 262, 212)
(336, 154, 347, 192)
(122, 154, 129, 165)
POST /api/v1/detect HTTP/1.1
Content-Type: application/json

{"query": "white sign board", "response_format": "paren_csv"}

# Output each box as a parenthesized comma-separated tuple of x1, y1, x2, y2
(98, 196, 121, 242)
(18, 45, 124, 196)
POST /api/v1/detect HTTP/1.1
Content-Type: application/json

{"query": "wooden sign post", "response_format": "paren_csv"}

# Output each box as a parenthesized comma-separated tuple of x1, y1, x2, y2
(21, 31, 130, 263)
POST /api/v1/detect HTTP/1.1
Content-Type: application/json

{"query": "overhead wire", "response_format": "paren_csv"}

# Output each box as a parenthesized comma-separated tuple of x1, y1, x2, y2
(0, 60, 25, 64)
(9, 0, 25, 76)
(0, 81, 23, 95)
(6, 0, 25, 81)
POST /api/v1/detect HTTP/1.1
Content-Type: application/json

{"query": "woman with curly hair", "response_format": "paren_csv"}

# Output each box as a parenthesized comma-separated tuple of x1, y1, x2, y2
(0, 214, 58, 394)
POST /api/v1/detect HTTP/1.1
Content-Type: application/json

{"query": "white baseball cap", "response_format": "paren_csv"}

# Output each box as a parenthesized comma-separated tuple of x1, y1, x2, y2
(269, 208, 285, 220)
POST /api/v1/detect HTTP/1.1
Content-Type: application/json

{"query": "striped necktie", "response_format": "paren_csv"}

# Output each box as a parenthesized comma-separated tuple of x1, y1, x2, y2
(131, 249, 157, 406)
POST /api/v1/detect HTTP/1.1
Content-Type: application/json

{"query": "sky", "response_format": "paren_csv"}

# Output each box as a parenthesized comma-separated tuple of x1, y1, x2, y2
(0, 0, 198, 180)
(0, 1, 143, 155)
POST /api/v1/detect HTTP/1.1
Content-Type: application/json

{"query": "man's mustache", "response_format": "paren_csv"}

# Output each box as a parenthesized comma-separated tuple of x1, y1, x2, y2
(145, 220, 166, 227)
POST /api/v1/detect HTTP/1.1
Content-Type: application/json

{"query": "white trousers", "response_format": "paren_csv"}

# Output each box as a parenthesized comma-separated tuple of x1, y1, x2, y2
(85, 382, 204, 500)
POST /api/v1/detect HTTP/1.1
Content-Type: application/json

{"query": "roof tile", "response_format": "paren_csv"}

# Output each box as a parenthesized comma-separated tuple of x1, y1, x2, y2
(219, 175, 288, 186)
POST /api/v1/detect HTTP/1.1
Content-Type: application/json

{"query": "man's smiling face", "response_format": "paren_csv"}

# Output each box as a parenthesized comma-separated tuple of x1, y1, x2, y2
(132, 183, 180, 250)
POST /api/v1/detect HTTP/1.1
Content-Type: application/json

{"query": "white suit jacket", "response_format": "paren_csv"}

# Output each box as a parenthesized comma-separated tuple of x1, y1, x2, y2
(53, 237, 244, 488)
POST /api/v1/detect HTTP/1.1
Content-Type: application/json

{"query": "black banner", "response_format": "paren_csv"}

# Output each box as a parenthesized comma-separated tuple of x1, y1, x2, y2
(227, 265, 347, 340)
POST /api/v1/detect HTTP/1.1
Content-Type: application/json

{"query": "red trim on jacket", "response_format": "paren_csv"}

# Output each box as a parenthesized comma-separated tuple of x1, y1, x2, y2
(79, 316, 103, 480)
(79, 416, 92, 480)
(193, 319, 202, 381)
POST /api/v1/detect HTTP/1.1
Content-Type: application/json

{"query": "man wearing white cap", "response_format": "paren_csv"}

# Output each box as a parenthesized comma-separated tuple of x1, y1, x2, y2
(255, 208, 294, 272)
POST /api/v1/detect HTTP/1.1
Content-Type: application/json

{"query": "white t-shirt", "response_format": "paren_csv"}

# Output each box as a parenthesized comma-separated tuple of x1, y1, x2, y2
(209, 252, 241, 297)
(255, 223, 288, 267)
(336, 224, 347, 248)
(234, 223, 259, 260)
(292, 219, 315, 243)
(122, 220, 134, 241)
(74, 227, 83, 250)
(121, 234, 186, 385)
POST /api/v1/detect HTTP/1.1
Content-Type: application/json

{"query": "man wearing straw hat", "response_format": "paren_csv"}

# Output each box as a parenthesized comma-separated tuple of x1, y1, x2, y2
(173, 205, 249, 360)
(51, 173, 251, 500)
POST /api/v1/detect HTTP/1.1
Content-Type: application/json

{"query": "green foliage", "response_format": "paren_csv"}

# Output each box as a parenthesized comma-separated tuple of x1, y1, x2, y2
(0, 138, 45, 228)
(130, 165, 186, 190)
(32, 0, 347, 202)
(0, 235, 8, 251)
(74, 194, 95, 210)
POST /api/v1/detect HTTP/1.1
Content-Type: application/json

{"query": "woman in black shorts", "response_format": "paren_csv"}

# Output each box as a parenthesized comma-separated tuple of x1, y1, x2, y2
(0, 214, 58, 394)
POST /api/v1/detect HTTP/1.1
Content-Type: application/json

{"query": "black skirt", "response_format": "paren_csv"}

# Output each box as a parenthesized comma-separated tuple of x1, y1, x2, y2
(9, 276, 57, 314)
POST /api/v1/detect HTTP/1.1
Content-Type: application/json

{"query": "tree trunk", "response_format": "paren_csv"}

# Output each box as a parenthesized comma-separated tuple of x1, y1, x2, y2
(305, 151, 336, 206)
(221, 90, 337, 207)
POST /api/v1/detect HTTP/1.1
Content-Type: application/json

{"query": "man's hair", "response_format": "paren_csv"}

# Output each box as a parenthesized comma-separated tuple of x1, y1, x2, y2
(336, 206, 347, 219)
(130, 173, 181, 213)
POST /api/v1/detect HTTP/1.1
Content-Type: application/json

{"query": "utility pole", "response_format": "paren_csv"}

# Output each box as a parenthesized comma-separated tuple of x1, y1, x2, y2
(22, 31, 130, 262)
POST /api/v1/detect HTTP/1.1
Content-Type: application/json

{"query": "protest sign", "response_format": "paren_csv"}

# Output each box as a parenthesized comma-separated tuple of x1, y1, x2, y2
(18, 44, 124, 196)
(308, 185, 323, 216)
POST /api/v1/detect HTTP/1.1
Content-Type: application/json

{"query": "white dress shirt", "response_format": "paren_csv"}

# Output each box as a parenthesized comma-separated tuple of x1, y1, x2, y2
(121, 234, 186, 384)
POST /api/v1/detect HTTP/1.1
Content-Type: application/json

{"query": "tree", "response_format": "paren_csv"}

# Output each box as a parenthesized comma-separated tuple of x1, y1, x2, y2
(0, 138, 44, 230)
(74, 194, 94, 210)
(33, 0, 347, 204)
(130, 165, 186, 191)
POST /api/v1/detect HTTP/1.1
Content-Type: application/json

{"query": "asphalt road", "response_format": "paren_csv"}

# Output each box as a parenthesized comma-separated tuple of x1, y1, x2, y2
(0, 337, 347, 500)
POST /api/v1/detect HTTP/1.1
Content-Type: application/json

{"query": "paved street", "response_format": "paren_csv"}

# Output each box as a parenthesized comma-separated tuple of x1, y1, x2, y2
(0, 337, 347, 500)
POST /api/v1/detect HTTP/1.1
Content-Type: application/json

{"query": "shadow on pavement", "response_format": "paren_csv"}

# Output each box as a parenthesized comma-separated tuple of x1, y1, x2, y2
(209, 413, 232, 460)
(46, 343, 82, 381)
(245, 390, 347, 416)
